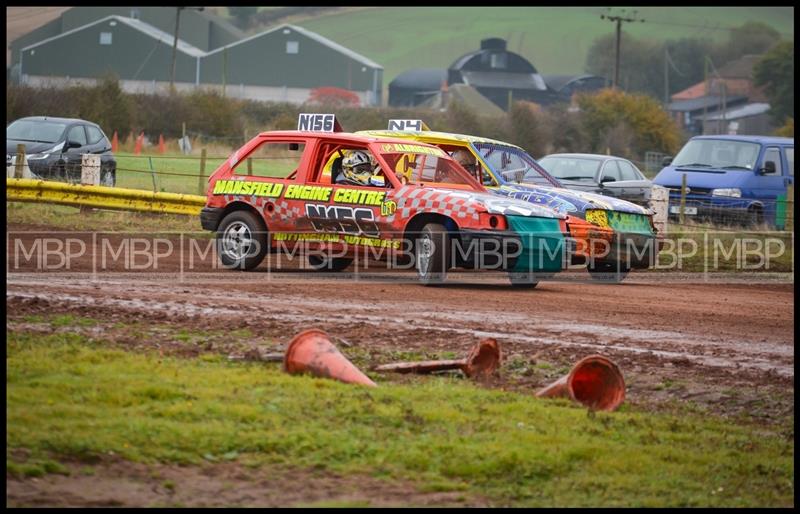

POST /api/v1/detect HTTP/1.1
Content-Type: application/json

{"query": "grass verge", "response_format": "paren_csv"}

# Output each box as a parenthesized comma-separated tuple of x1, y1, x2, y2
(6, 329, 794, 507)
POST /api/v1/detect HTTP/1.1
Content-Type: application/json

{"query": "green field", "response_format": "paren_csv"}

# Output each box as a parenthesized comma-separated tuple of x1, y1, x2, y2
(293, 7, 794, 83)
(6, 324, 794, 507)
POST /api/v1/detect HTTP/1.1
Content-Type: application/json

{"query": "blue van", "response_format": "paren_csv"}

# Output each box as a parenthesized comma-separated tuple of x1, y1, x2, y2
(653, 135, 794, 227)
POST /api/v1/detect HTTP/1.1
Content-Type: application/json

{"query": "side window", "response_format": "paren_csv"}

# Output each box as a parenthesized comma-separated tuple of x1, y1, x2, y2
(601, 160, 622, 182)
(233, 141, 306, 179)
(617, 160, 640, 181)
(86, 125, 106, 145)
(68, 125, 87, 146)
(763, 147, 782, 175)
(784, 147, 794, 176)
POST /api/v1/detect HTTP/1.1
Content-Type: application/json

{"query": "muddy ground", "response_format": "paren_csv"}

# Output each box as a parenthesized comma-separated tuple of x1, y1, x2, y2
(6, 225, 795, 506)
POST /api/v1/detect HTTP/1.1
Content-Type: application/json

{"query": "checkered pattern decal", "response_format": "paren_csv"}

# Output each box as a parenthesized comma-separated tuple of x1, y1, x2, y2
(387, 186, 481, 224)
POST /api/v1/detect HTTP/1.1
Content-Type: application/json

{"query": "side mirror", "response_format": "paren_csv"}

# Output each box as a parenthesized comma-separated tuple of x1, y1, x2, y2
(661, 156, 673, 167)
(601, 176, 616, 184)
(65, 140, 82, 151)
(760, 160, 776, 175)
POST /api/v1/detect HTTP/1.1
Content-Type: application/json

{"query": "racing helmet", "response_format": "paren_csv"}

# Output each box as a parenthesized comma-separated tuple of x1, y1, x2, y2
(341, 150, 374, 185)
(451, 149, 479, 179)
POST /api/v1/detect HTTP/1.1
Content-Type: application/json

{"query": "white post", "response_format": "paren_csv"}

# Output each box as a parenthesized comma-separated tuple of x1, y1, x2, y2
(650, 185, 669, 235)
(81, 154, 101, 186)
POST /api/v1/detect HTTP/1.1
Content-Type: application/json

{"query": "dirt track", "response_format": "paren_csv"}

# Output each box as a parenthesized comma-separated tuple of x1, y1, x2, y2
(6, 224, 795, 417)
(6, 225, 795, 506)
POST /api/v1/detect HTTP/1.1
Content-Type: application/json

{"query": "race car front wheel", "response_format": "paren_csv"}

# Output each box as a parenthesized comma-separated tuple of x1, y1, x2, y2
(217, 210, 268, 271)
(415, 223, 450, 286)
(587, 259, 630, 284)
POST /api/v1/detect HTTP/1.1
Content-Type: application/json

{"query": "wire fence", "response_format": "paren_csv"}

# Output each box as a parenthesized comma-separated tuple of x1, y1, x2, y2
(8, 149, 793, 235)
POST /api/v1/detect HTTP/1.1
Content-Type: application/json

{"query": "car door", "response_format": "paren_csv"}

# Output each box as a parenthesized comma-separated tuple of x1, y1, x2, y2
(598, 159, 624, 199)
(62, 124, 90, 181)
(617, 159, 651, 205)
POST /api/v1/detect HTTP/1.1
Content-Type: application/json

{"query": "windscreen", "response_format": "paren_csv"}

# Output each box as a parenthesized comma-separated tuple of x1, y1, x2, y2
(473, 143, 561, 187)
(538, 156, 602, 181)
(377, 143, 479, 189)
(672, 139, 760, 171)
(7, 120, 68, 144)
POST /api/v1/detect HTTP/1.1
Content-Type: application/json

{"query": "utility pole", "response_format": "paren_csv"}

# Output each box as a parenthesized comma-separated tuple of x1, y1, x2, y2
(170, 6, 204, 93)
(600, 10, 645, 90)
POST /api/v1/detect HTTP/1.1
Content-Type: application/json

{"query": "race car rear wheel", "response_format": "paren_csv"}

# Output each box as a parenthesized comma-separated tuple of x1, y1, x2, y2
(587, 260, 630, 284)
(415, 223, 450, 286)
(217, 210, 268, 271)
(308, 255, 353, 272)
(507, 272, 540, 288)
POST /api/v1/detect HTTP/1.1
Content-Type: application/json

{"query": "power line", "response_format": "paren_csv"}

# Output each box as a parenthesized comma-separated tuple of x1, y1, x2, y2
(600, 9, 646, 89)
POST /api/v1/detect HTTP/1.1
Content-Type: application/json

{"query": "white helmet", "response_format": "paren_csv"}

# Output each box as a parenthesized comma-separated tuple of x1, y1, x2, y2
(341, 151, 373, 185)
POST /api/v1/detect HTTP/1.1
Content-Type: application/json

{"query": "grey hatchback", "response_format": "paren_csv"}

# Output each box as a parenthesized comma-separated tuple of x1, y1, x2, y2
(538, 153, 652, 207)
(6, 116, 116, 186)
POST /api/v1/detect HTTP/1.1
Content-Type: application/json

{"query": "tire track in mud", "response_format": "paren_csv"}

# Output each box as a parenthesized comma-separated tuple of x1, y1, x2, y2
(6, 274, 793, 378)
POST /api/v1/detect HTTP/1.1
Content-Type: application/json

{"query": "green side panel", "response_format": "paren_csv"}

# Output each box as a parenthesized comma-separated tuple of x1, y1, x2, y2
(606, 212, 654, 236)
(775, 194, 786, 230)
(507, 216, 564, 272)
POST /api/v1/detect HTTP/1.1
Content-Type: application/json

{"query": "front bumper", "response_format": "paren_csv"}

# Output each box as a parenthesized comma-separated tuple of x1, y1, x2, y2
(456, 216, 570, 273)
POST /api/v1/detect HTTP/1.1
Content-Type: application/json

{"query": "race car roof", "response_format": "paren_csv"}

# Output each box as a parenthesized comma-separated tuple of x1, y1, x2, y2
(254, 130, 457, 150)
(356, 129, 524, 150)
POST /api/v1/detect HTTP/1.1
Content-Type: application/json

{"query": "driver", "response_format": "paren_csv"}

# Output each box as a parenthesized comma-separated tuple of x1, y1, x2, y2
(451, 149, 480, 182)
(337, 150, 385, 187)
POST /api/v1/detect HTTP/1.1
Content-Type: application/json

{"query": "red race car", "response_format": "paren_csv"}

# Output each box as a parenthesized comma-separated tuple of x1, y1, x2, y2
(200, 114, 572, 287)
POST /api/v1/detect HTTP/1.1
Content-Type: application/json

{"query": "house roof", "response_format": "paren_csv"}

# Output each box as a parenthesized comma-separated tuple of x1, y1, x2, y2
(667, 95, 748, 113)
(461, 70, 547, 90)
(205, 24, 383, 69)
(695, 102, 771, 121)
(389, 68, 446, 90)
(20, 15, 206, 58)
(543, 74, 604, 92)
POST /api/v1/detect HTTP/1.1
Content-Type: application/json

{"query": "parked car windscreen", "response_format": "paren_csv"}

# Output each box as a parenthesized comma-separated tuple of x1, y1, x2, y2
(672, 139, 760, 170)
(473, 143, 561, 187)
(7, 119, 68, 144)
(538, 156, 601, 181)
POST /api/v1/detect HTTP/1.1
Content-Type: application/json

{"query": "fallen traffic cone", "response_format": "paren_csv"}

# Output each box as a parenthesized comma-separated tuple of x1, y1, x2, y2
(111, 131, 119, 152)
(535, 355, 625, 411)
(374, 338, 501, 379)
(134, 132, 144, 155)
(158, 134, 166, 154)
(284, 329, 376, 387)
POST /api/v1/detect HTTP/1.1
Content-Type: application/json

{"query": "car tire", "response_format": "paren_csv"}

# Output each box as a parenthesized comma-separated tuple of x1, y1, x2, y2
(308, 255, 353, 272)
(216, 210, 268, 271)
(508, 271, 539, 289)
(745, 206, 763, 228)
(100, 167, 116, 187)
(415, 223, 450, 286)
(587, 260, 630, 284)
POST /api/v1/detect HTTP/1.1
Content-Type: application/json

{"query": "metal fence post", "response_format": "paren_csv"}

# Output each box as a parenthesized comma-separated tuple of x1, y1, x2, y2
(787, 184, 794, 232)
(679, 173, 687, 225)
(148, 157, 157, 192)
(198, 148, 207, 195)
(247, 157, 253, 176)
(14, 144, 26, 178)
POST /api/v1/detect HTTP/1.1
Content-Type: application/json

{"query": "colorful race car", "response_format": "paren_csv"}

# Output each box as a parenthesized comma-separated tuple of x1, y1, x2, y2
(200, 114, 573, 287)
(357, 122, 661, 282)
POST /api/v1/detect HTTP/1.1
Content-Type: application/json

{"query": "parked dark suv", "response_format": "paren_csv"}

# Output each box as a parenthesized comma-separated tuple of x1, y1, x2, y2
(6, 116, 116, 186)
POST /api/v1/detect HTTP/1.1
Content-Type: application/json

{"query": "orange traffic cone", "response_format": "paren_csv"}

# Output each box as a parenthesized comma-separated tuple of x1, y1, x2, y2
(134, 132, 144, 155)
(373, 338, 500, 379)
(111, 131, 119, 153)
(158, 134, 166, 154)
(284, 329, 377, 387)
(535, 355, 625, 411)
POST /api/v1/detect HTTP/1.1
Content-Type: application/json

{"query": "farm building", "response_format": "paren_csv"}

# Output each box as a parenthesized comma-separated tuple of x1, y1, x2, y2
(199, 25, 383, 106)
(387, 37, 564, 111)
(543, 74, 610, 99)
(10, 8, 384, 106)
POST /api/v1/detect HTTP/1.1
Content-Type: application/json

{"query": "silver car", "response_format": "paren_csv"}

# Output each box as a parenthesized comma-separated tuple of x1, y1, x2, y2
(538, 153, 652, 207)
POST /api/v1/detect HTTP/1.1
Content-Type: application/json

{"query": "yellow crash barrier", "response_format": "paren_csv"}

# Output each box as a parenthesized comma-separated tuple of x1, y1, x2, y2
(6, 178, 206, 216)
